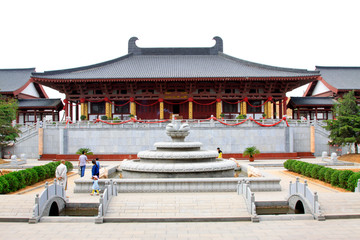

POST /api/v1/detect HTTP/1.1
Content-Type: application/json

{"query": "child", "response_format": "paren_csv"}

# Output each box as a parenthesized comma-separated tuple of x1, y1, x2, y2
(91, 175, 100, 196)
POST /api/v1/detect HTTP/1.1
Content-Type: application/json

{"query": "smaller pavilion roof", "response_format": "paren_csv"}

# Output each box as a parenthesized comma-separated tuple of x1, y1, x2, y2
(0, 68, 35, 93)
(18, 98, 63, 110)
(288, 97, 336, 108)
(316, 66, 360, 90)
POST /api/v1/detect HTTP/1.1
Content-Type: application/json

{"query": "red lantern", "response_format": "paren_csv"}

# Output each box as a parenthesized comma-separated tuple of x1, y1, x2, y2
(104, 97, 110, 102)
(244, 97, 249, 102)
(80, 98, 86, 103)
(267, 96, 273, 101)
(158, 98, 164, 102)
(216, 98, 222, 102)
(188, 97, 193, 102)
(130, 97, 135, 102)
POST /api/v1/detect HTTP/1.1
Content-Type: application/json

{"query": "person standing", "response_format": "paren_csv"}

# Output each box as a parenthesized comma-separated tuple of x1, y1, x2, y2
(56, 159, 68, 190)
(217, 147, 223, 158)
(91, 159, 100, 179)
(78, 150, 88, 177)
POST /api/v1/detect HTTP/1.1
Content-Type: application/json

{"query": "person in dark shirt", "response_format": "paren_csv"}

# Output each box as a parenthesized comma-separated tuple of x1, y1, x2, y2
(91, 159, 100, 178)
(217, 147, 223, 158)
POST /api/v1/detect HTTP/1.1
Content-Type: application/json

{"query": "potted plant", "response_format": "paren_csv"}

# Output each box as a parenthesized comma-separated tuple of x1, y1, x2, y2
(262, 113, 266, 119)
(76, 147, 93, 155)
(243, 146, 260, 162)
(220, 113, 225, 120)
(80, 115, 87, 121)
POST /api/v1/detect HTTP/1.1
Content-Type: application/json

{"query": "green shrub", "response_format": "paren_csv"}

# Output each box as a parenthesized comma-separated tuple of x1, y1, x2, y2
(331, 170, 342, 186)
(324, 168, 335, 184)
(283, 159, 294, 170)
(45, 162, 58, 176)
(0, 176, 10, 194)
(318, 167, 327, 182)
(33, 166, 46, 181)
(305, 164, 315, 177)
(339, 170, 355, 190)
(347, 172, 360, 192)
(76, 148, 93, 155)
(3, 174, 20, 192)
(11, 171, 26, 189)
(41, 165, 52, 179)
(65, 161, 74, 171)
(300, 162, 310, 175)
(288, 160, 299, 172)
(293, 161, 303, 174)
(19, 170, 33, 186)
(311, 165, 324, 179)
(25, 168, 39, 185)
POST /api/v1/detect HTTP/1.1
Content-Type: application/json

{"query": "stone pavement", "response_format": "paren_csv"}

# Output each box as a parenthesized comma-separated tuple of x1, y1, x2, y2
(2, 219, 360, 240)
(0, 159, 360, 234)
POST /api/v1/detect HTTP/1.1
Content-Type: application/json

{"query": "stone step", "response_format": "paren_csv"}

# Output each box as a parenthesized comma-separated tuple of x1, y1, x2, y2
(319, 193, 360, 215)
(105, 192, 250, 219)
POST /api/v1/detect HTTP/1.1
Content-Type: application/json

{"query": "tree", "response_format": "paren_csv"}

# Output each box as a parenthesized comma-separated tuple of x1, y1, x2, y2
(0, 94, 20, 157)
(325, 91, 360, 154)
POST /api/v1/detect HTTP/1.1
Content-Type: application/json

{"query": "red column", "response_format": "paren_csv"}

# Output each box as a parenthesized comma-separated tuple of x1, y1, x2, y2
(64, 99, 69, 118)
(273, 101, 276, 119)
(282, 98, 287, 117)
(76, 103, 79, 121)
(279, 100, 283, 118)
(69, 102, 73, 121)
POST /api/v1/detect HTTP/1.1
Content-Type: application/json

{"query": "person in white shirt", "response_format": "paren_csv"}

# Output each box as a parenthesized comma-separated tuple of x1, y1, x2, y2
(56, 159, 68, 190)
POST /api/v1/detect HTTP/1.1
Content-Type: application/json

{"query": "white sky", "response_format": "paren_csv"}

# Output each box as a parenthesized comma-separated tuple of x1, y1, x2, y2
(1, 0, 360, 99)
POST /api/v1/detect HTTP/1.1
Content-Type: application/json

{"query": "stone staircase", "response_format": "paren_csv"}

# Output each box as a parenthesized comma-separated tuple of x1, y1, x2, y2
(105, 192, 251, 221)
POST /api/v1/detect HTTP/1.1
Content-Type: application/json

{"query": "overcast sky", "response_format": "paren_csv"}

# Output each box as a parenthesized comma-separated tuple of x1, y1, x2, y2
(1, 0, 359, 98)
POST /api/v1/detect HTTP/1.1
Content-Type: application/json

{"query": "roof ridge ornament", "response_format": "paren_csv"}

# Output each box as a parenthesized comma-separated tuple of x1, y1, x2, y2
(128, 36, 223, 55)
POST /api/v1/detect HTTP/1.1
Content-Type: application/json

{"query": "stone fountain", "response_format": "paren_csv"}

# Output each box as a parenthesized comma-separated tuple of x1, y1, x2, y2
(121, 120, 237, 178)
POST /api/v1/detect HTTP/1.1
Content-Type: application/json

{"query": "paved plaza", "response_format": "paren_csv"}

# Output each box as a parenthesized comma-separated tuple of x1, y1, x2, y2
(1, 158, 360, 239)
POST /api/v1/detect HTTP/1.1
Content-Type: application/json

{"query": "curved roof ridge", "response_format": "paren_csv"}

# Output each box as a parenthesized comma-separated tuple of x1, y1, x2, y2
(32, 54, 132, 77)
(220, 52, 320, 75)
(128, 36, 223, 55)
(316, 66, 360, 69)
(0, 68, 35, 71)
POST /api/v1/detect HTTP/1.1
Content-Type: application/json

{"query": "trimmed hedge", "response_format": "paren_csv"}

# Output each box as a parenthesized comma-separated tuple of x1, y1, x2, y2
(324, 168, 335, 184)
(348, 173, 360, 192)
(339, 170, 355, 190)
(318, 167, 327, 182)
(330, 170, 342, 187)
(283, 159, 360, 192)
(0, 161, 73, 194)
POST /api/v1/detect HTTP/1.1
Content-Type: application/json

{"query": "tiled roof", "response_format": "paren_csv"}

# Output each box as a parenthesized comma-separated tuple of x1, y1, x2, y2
(316, 66, 360, 90)
(32, 37, 319, 80)
(0, 68, 35, 92)
(18, 98, 63, 109)
(289, 97, 336, 106)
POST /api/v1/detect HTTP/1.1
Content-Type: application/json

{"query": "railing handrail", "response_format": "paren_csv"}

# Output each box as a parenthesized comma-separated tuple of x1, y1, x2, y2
(97, 180, 117, 218)
(40, 118, 326, 129)
(31, 179, 65, 220)
(237, 180, 257, 216)
(289, 177, 320, 215)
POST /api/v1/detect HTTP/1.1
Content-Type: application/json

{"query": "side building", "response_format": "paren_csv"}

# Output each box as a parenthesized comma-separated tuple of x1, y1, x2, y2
(0, 68, 63, 124)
